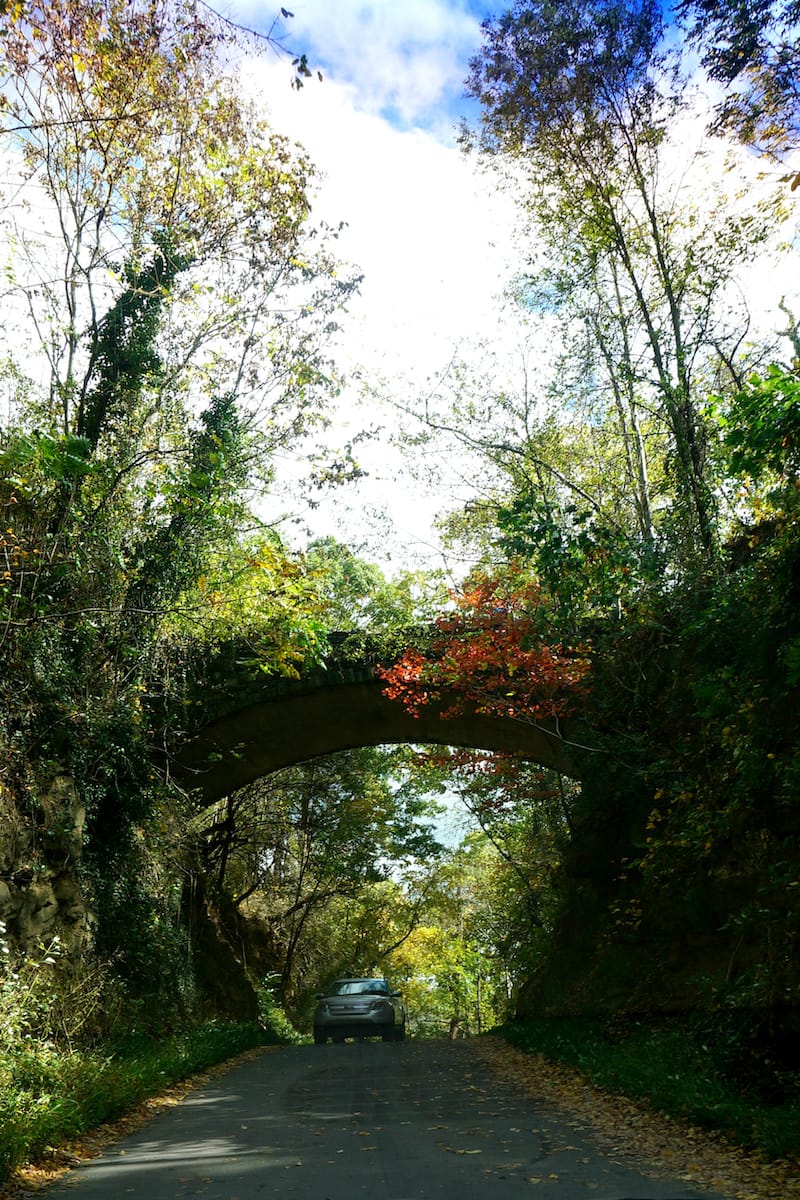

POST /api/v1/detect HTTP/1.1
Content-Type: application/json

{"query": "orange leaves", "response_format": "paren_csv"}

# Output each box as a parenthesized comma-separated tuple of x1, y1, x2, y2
(379, 647, 431, 717)
(378, 572, 590, 725)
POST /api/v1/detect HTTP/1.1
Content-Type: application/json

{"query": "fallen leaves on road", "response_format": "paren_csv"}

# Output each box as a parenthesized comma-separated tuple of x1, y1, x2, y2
(471, 1036, 800, 1200)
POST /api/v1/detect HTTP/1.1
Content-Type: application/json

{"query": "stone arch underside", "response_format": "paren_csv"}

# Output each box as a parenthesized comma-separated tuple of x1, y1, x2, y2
(172, 679, 583, 805)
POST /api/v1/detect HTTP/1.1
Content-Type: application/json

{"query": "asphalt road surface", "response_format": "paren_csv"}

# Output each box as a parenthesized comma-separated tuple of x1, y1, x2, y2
(44, 1039, 727, 1200)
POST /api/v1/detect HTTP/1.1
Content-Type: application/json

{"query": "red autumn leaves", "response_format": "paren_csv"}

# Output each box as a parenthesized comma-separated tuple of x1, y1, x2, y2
(378, 574, 590, 723)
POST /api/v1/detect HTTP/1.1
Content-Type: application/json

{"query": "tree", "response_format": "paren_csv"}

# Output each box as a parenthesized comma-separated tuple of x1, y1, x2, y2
(0, 0, 355, 466)
(378, 568, 589, 724)
(0, 0, 356, 991)
(0, 0, 355, 657)
(405, 746, 577, 983)
(462, 0, 779, 563)
(715, 364, 800, 497)
(675, 0, 800, 173)
(387, 831, 531, 1036)
(0, 0, 354, 664)
(305, 536, 448, 632)
(400, 341, 669, 623)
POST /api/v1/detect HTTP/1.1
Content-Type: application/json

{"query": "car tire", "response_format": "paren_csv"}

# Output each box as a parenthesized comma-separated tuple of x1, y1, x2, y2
(313, 1027, 326, 1044)
(381, 1026, 394, 1042)
(394, 1022, 406, 1042)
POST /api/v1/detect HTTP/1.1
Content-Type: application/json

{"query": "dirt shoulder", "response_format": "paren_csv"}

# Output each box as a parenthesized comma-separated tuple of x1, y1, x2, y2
(472, 1035, 800, 1200)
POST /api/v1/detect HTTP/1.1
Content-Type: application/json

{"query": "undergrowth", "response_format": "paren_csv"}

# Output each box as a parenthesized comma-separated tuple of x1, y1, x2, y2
(497, 1015, 800, 1160)
(0, 922, 302, 1183)
(0, 1019, 272, 1179)
(0, 968, 304, 1186)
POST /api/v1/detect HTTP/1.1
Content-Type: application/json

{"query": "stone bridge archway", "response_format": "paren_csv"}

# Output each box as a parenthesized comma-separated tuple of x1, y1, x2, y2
(171, 669, 586, 805)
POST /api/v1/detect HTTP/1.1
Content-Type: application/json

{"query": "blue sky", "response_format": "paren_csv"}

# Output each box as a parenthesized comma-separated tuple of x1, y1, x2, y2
(234, 0, 491, 138)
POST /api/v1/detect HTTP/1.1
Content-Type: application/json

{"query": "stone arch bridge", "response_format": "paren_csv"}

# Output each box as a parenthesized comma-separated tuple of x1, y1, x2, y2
(171, 636, 590, 805)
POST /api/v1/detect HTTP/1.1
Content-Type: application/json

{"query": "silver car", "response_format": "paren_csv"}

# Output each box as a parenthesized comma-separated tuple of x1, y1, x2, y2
(313, 977, 406, 1044)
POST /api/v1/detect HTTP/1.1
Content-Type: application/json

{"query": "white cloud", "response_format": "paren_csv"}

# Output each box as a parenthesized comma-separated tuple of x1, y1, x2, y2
(241, 51, 521, 368)
(239, 54, 522, 567)
(232, 0, 482, 134)
(224, 2, 519, 567)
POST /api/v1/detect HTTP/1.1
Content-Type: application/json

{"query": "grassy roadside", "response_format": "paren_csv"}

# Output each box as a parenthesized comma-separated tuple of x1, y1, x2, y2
(495, 1015, 800, 1160)
(0, 1018, 288, 1182)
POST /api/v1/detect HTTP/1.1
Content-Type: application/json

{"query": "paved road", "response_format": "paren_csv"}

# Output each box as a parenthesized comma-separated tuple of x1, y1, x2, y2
(45, 1040, 725, 1200)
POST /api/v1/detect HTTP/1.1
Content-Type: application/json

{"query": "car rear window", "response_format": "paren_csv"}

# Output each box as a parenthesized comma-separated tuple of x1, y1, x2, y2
(331, 979, 389, 995)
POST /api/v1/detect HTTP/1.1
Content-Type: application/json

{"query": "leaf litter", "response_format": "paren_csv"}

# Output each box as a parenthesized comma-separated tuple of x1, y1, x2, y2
(471, 1035, 800, 1200)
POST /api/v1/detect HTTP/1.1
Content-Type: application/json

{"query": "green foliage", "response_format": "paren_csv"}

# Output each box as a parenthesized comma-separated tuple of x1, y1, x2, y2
(0, 0, 798, 1175)
(390, 923, 498, 1038)
(714, 365, 800, 490)
(495, 499, 654, 626)
(255, 976, 303, 1044)
(384, 829, 549, 1037)
(1, 918, 272, 1177)
(197, 746, 445, 1009)
(0, 0, 355, 1008)
(0, 1020, 266, 1179)
(459, 0, 786, 566)
(406, 752, 574, 981)
(305, 537, 448, 631)
(675, 0, 800, 162)
(0, 922, 62, 1053)
(0, 431, 94, 485)
(533, 501, 800, 1019)
(466, 0, 663, 156)
(77, 232, 191, 450)
(405, 0, 800, 1048)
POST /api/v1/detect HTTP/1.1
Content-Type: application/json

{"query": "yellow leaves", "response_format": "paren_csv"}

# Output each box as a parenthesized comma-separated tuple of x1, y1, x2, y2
(274, 659, 301, 680)
(0, 0, 25, 27)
